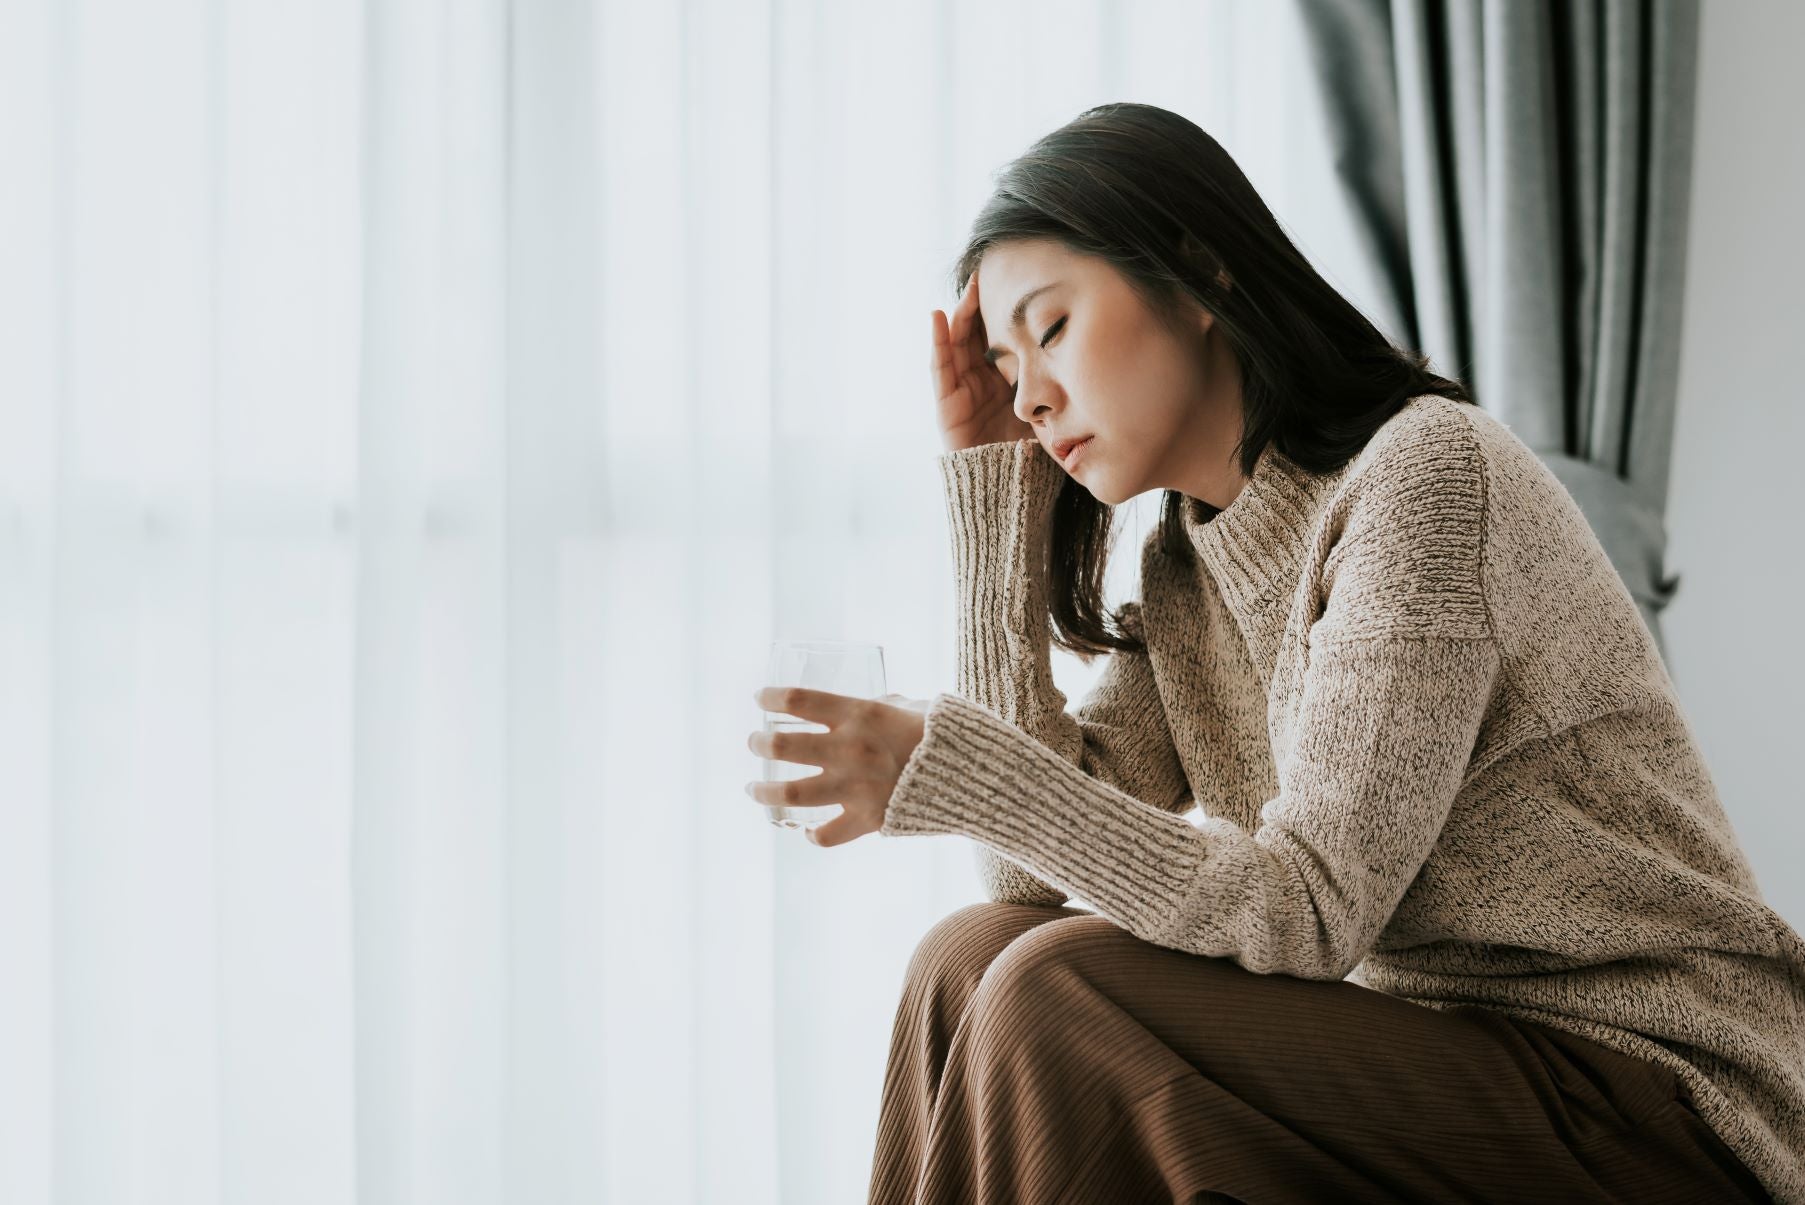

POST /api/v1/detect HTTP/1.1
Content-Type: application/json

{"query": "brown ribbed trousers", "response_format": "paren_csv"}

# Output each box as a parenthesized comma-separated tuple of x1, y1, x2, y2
(867, 902, 1773, 1205)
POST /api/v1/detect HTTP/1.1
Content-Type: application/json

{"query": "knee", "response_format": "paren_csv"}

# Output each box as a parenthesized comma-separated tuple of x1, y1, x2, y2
(971, 913, 1122, 1011)
(903, 901, 1080, 1000)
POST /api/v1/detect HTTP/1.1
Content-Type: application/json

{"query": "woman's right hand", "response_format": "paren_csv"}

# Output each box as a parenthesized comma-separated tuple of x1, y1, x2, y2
(930, 267, 1039, 454)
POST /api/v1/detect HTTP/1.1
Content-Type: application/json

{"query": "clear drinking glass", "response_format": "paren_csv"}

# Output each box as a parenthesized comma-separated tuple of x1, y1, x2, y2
(760, 638, 887, 830)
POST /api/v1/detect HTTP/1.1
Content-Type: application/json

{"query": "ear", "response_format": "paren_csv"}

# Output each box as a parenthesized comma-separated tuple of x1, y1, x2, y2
(1175, 230, 1232, 293)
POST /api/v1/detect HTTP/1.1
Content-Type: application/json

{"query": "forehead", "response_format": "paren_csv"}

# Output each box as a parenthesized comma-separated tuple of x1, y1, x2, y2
(977, 239, 1081, 302)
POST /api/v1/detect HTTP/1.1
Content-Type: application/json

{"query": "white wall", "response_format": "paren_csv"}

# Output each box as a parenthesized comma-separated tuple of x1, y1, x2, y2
(1663, 0, 1805, 930)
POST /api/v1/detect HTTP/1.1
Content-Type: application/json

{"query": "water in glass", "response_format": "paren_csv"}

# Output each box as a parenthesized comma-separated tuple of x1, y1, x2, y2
(760, 639, 887, 830)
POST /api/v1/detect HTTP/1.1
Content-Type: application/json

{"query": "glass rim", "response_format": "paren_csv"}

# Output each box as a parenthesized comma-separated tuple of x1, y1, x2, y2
(769, 638, 884, 653)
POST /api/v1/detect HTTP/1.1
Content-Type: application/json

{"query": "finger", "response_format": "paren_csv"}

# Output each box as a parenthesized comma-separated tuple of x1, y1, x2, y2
(748, 724, 830, 767)
(948, 292, 970, 382)
(962, 269, 987, 352)
(931, 310, 955, 401)
(807, 818, 853, 848)
(745, 773, 837, 809)
(753, 685, 858, 725)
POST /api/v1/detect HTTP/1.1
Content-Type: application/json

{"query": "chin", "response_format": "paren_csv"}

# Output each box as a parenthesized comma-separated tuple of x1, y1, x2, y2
(1080, 476, 1126, 506)
(1075, 464, 1131, 505)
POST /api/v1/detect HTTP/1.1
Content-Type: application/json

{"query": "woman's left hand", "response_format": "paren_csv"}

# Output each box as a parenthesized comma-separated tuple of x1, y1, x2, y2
(746, 688, 929, 847)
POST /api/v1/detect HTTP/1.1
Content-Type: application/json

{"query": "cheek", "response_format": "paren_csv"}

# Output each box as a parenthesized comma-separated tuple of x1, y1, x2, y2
(1135, 344, 1209, 429)
(1067, 332, 1140, 419)
(1070, 322, 1193, 447)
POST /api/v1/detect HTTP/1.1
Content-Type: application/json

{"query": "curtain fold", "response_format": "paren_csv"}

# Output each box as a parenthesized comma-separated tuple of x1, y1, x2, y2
(1292, 0, 1702, 656)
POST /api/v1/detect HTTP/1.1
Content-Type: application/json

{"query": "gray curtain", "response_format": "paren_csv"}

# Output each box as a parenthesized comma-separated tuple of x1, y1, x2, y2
(1291, 0, 1702, 659)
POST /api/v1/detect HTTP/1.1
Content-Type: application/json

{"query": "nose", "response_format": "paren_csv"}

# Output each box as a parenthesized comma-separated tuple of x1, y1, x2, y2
(1010, 367, 1062, 428)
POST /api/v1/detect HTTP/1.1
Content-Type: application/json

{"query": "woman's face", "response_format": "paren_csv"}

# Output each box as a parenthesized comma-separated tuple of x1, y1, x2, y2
(976, 237, 1247, 510)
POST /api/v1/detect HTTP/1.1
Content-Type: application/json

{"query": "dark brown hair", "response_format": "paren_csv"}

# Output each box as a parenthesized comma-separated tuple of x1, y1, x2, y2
(948, 102, 1472, 661)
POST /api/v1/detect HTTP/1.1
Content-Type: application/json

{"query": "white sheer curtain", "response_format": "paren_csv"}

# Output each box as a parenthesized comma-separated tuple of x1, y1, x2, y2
(0, 1, 1360, 1201)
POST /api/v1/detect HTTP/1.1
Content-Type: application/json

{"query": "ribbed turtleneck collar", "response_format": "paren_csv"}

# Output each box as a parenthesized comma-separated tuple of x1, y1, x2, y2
(1181, 437, 1351, 615)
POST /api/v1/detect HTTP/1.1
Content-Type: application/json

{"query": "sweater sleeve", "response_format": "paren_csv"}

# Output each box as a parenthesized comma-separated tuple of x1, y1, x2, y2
(924, 439, 1195, 908)
(882, 436, 1503, 980)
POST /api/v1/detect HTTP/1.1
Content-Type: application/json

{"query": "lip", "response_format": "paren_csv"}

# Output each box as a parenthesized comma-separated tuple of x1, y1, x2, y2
(1054, 435, 1094, 467)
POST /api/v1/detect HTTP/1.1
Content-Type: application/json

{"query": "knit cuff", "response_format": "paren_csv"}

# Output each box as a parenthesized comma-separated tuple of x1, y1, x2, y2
(880, 691, 1200, 935)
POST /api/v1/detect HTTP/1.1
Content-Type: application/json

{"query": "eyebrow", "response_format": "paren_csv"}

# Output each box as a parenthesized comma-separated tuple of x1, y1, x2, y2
(982, 282, 1064, 367)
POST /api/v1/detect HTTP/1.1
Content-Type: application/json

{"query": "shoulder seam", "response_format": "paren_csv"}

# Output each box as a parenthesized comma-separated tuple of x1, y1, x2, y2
(1309, 631, 1497, 649)
(1446, 403, 1519, 726)
(1446, 405, 1503, 648)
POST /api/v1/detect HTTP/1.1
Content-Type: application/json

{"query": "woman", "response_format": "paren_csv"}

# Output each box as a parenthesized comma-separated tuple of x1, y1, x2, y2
(746, 103, 1802, 1203)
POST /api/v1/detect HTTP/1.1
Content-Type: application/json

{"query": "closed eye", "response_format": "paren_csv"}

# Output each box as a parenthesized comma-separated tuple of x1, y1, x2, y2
(1005, 317, 1068, 393)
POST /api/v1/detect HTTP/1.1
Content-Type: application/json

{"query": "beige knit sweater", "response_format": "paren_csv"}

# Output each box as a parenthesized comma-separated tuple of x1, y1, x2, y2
(880, 393, 1805, 1202)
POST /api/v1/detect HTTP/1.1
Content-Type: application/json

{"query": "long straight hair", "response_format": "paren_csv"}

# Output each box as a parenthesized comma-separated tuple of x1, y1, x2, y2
(949, 102, 1472, 661)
